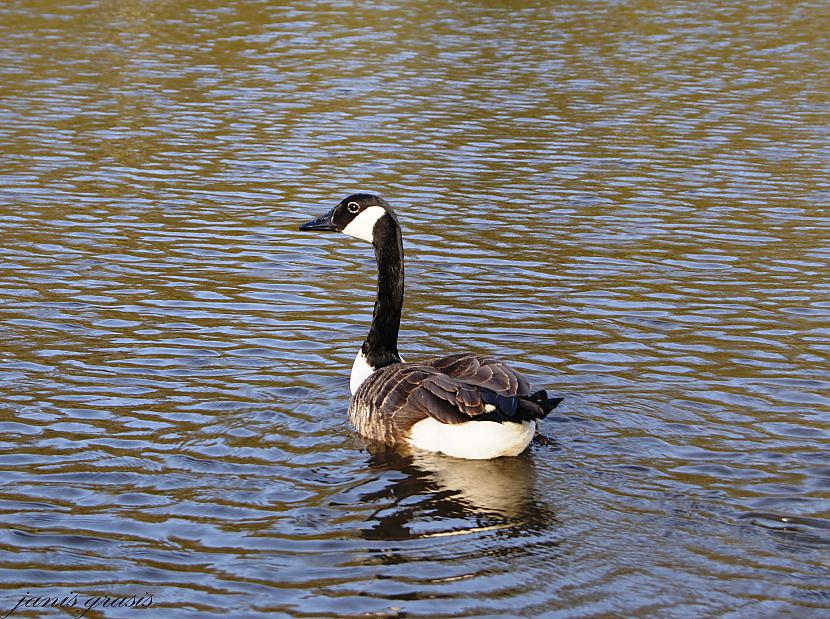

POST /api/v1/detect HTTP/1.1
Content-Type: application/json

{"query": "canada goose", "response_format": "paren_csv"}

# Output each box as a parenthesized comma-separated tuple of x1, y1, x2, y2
(299, 194, 562, 459)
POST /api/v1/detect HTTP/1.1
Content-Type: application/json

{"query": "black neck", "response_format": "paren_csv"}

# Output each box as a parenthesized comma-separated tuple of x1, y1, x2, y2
(362, 212, 403, 370)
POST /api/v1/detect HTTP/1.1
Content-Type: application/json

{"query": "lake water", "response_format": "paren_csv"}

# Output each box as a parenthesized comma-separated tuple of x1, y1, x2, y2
(1, 1, 829, 617)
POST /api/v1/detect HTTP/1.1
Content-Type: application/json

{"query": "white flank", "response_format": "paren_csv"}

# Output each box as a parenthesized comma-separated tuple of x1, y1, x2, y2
(350, 350, 375, 395)
(408, 419, 536, 460)
(342, 205, 386, 243)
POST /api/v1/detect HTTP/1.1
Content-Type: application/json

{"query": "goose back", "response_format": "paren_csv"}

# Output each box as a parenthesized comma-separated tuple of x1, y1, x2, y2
(348, 353, 552, 446)
(425, 353, 531, 397)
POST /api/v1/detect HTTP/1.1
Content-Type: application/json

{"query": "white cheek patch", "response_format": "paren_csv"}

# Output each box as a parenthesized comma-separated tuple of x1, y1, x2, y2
(342, 206, 386, 243)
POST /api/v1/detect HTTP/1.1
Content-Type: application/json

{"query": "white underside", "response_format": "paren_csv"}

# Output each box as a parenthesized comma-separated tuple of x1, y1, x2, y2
(408, 418, 536, 460)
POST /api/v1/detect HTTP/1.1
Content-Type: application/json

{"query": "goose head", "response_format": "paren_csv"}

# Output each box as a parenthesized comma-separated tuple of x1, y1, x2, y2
(299, 194, 396, 244)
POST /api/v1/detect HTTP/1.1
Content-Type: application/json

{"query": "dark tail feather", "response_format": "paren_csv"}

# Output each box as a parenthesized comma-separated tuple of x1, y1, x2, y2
(478, 388, 563, 422)
(529, 389, 563, 416)
(497, 394, 518, 417)
(480, 390, 520, 418)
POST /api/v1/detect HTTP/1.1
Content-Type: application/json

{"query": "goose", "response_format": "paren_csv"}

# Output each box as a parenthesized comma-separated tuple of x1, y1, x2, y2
(299, 194, 562, 459)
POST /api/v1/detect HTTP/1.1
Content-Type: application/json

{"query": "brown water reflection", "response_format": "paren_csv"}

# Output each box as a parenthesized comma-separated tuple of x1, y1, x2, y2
(1, 0, 829, 617)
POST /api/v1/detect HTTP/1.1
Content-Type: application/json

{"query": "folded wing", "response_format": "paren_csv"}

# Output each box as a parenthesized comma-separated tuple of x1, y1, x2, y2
(426, 353, 532, 397)
(350, 363, 496, 440)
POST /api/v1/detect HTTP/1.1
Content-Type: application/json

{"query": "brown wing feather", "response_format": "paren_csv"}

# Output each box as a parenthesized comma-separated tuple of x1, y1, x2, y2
(348, 362, 489, 443)
(425, 353, 531, 397)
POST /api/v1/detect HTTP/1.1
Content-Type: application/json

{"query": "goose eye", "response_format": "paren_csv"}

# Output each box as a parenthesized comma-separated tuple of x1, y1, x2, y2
(347, 202, 360, 213)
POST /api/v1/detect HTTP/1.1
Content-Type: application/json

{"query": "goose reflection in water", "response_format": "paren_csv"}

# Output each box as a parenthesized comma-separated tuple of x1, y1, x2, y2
(352, 442, 557, 542)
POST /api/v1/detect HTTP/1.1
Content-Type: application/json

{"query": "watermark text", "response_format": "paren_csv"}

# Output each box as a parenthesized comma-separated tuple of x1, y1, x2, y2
(2, 591, 153, 618)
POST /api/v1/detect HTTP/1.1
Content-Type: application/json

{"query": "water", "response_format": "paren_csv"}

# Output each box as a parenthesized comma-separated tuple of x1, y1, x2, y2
(1, 0, 829, 617)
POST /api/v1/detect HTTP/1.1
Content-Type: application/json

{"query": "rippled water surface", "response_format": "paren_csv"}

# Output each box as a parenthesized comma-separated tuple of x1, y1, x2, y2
(2, 1, 829, 617)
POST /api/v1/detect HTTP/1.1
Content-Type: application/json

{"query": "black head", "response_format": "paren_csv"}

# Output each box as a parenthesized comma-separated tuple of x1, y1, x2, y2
(299, 194, 394, 243)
